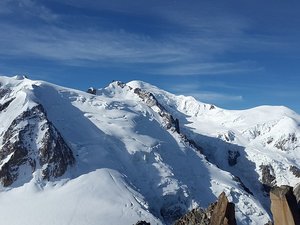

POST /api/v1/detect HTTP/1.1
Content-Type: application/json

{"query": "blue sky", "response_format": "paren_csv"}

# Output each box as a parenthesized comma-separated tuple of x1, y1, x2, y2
(0, 0, 300, 112)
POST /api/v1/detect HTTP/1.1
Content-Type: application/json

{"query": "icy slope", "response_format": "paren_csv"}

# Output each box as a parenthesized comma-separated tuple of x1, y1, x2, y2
(0, 76, 297, 224)
(128, 80, 300, 212)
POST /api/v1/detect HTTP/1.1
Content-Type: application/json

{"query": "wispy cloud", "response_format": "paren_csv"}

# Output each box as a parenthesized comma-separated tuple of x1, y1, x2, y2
(192, 92, 243, 102)
(0, 0, 297, 76)
(0, 23, 264, 76)
(19, 0, 58, 21)
(169, 83, 243, 103)
(149, 61, 263, 76)
(0, 25, 190, 64)
(0, 0, 58, 21)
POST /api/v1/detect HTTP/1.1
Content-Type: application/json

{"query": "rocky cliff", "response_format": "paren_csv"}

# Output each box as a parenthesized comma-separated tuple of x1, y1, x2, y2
(270, 185, 300, 225)
(0, 97, 75, 186)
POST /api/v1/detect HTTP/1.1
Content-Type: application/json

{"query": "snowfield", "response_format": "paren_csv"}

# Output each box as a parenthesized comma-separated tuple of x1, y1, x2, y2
(0, 75, 299, 225)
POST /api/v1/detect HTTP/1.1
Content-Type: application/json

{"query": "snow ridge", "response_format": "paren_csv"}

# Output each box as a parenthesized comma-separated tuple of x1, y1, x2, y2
(0, 76, 299, 225)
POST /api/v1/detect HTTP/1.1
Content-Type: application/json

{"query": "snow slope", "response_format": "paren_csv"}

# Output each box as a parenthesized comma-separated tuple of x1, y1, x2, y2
(0, 76, 298, 225)
(127, 80, 300, 216)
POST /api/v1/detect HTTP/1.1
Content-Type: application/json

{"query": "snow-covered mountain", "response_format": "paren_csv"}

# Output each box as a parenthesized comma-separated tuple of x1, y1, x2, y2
(0, 75, 299, 225)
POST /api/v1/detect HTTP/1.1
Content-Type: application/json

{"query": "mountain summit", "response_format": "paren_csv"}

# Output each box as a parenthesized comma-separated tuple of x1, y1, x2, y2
(0, 76, 299, 225)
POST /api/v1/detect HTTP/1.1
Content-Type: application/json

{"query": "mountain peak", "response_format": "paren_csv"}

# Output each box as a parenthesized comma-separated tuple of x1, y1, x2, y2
(13, 75, 28, 80)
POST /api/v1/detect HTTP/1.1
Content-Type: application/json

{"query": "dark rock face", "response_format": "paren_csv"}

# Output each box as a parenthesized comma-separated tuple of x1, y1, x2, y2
(180, 134, 204, 154)
(293, 183, 300, 209)
(270, 185, 300, 225)
(227, 150, 240, 166)
(0, 104, 75, 186)
(223, 131, 235, 142)
(133, 87, 180, 134)
(260, 164, 276, 192)
(174, 208, 211, 225)
(135, 221, 150, 225)
(209, 105, 215, 110)
(274, 133, 298, 151)
(0, 97, 15, 112)
(175, 118, 180, 134)
(87, 87, 97, 95)
(290, 166, 300, 178)
(174, 192, 236, 225)
(115, 81, 126, 88)
(0, 87, 11, 99)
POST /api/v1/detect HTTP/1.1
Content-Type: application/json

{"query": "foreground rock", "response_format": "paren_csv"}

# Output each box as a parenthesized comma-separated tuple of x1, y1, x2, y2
(173, 207, 211, 225)
(174, 192, 236, 225)
(270, 185, 300, 225)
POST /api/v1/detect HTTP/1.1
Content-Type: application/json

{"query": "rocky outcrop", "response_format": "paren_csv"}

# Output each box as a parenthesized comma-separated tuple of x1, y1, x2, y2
(133, 87, 180, 134)
(0, 104, 75, 186)
(227, 150, 240, 166)
(87, 87, 97, 95)
(175, 118, 180, 134)
(179, 134, 204, 154)
(134, 221, 150, 225)
(174, 207, 212, 225)
(270, 185, 300, 225)
(0, 97, 15, 112)
(174, 192, 236, 225)
(260, 164, 276, 192)
(274, 133, 298, 151)
(0, 87, 11, 99)
(290, 166, 300, 178)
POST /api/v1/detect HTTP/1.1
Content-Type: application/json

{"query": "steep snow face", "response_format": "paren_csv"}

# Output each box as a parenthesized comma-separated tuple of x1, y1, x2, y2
(0, 76, 298, 225)
(128, 80, 300, 209)
(0, 77, 74, 187)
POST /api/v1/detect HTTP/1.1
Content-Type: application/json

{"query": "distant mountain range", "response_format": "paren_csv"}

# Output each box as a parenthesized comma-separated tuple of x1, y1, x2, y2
(0, 75, 299, 225)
